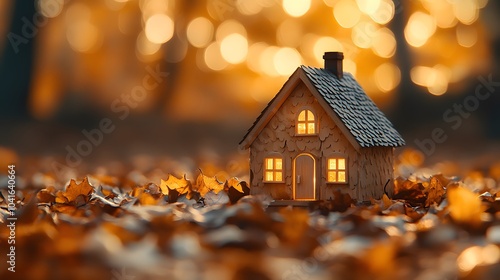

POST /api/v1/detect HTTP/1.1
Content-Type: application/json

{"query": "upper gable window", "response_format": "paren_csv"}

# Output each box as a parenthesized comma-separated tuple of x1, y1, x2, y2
(297, 109, 316, 135)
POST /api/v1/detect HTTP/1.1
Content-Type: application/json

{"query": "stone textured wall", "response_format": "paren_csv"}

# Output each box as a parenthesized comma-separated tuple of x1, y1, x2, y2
(249, 81, 360, 200)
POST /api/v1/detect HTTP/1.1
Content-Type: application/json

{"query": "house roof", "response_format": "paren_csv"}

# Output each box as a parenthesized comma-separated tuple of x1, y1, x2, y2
(239, 66, 405, 149)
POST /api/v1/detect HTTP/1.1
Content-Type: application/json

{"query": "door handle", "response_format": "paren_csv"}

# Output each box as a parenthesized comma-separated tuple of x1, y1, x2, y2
(297, 175, 301, 184)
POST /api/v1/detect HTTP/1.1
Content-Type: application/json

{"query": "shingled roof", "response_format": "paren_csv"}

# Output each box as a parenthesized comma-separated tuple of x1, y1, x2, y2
(301, 66, 405, 147)
(240, 65, 405, 149)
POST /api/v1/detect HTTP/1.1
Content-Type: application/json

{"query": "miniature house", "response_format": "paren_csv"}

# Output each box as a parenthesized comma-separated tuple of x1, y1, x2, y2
(239, 52, 405, 202)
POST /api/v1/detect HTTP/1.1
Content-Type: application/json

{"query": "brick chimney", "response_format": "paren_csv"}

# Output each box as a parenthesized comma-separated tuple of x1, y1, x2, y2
(323, 51, 344, 79)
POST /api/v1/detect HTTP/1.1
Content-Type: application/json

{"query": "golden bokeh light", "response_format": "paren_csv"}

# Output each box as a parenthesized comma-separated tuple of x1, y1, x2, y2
(187, 17, 214, 48)
(333, 0, 361, 28)
(299, 33, 319, 61)
(411, 66, 431, 87)
(220, 33, 248, 64)
(277, 19, 303, 48)
(369, 0, 394, 25)
(371, 27, 396, 58)
(457, 245, 500, 275)
(236, 0, 263, 16)
(140, 0, 170, 22)
(428, 64, 451, 96)
(411, 65, 451, 96)
(145, 14, 174, 44)
(136, 31, 161, 56)
(247, 42, 268, 73)
(38, 0, 64, 18)
(66, 24, 101, 52)
(453, 0, 478, 25)
(404, 12, 436, 47)
(282, 0, 311, 18)
(374, 63, 400, 92)
(65, 3, 102, 53)
(456, 25, 478, 48)
(8, 0, 493, 126)
(260, 46, 280, 77)
(273, 47, 302, 76)
(216, 20, 247, 43)
(105, 0, 127, 11)
(351, 21, 377, 49)
(313, 36, 343, 64)
(356, 0, 381, 15)
(423, 0, 457, 29)
(204, 42, 228, 71)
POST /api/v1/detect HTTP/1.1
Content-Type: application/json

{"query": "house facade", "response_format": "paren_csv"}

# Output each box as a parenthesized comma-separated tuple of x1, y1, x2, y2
(239, 52, 405, 201)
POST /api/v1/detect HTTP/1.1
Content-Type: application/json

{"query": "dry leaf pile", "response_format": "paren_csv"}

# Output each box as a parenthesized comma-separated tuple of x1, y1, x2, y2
(1, 160, 500, 280)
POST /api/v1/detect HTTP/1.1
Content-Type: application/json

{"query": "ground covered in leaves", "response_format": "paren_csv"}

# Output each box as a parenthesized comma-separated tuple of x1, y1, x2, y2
(1, 149, 500, 280)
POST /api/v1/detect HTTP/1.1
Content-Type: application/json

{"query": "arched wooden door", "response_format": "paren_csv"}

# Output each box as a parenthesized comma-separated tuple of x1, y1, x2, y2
(294, 154, 315, 200)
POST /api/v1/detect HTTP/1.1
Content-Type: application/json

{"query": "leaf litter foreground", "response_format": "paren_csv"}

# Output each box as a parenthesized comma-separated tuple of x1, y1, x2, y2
(2, 156, 500, 279)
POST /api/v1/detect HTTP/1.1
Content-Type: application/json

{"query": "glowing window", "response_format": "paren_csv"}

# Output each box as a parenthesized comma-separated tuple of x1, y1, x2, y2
(264, 157, 283, 182)
(297, 109, 316, 134)
(327, 158, 347, 183)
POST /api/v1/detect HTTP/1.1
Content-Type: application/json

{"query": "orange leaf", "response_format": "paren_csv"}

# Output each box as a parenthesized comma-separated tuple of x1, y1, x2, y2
(37, 188, 56, 204)
(196, 172, 224, 197)
(65, 177, 94, 201)
(160, 174, 191, 196)
(425, 176, 446, 207)
(226, 177, 244, 193)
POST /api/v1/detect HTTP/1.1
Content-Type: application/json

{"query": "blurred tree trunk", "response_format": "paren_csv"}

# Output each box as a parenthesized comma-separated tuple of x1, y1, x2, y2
(0, 1, 36, 120)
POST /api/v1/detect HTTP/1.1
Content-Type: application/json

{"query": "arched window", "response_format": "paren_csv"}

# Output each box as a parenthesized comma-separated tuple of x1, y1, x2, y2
(264, 157, 283, 182)
(297, 109, 316, 135)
